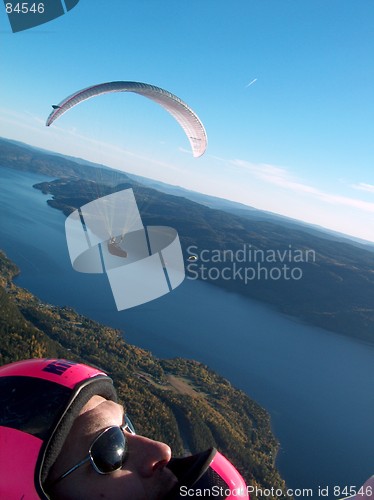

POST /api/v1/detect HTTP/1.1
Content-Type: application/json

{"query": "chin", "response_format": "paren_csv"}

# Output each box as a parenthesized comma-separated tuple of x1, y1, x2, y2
(153, 468, 179, 500)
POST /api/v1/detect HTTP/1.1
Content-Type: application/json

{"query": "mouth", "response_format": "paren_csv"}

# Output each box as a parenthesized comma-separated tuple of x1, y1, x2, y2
(151, 463, 179, 500)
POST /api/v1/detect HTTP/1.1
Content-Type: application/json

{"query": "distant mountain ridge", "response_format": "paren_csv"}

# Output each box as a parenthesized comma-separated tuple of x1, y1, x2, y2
(126, 172, 374, 251)
(1, 136, 373, 344)
(3, 136, 372, 250)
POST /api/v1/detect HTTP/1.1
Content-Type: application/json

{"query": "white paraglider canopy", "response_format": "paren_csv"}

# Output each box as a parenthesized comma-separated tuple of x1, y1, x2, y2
(46, 81, 207, 157)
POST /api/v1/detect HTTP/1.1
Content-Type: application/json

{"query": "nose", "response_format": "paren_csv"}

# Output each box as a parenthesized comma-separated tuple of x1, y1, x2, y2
(127, 434, 172, 478)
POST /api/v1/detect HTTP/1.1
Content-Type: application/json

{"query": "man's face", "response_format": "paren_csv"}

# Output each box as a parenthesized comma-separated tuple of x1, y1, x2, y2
(47, 396, 178, 499)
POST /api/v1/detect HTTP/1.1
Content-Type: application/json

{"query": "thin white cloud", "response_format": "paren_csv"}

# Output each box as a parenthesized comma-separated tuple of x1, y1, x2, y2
(51, 127, 189, 174)
(0, 108, 45, 134)
(351, 182, 374, 193)
(178, 147, 192, 155)
(0, 107, 188, 177)
(230, 159, 374, 213)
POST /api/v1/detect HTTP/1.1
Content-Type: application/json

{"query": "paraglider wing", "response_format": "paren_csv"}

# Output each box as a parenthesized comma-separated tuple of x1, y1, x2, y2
(46, 81, 207, 157)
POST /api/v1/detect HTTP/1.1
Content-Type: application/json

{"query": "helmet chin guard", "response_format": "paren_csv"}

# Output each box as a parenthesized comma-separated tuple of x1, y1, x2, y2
(166, 448, 249, 499)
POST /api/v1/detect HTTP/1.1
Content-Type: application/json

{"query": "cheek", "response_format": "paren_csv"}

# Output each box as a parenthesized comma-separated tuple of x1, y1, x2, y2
(99, 470, 147, 500)
(54, 471, 145, 500)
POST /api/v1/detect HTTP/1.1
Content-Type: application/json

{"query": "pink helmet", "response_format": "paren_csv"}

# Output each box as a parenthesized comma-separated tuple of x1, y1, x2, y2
(0, 358, 117, 499)
(0, 358, 249, 500)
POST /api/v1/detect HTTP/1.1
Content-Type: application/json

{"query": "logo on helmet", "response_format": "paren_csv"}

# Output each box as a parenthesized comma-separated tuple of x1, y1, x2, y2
(42, 360, 77, 376)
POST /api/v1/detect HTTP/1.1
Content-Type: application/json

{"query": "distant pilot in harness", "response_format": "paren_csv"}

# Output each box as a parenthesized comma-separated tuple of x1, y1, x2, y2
(108, 236, 128, 258)
(0, 358, 249, 499)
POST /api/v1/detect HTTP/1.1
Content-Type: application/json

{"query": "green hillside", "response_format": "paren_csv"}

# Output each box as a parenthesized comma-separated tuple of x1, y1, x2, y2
(0, 250, 290, 500)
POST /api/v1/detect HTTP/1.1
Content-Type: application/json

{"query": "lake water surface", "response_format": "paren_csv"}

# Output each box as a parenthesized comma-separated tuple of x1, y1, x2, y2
(1, 167, 373, 498)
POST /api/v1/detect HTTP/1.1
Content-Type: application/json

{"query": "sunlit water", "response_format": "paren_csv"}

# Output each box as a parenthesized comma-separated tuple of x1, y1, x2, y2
(1, 167, 373, 498)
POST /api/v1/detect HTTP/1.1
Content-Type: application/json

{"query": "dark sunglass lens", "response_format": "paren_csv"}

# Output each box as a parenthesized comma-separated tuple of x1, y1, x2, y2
(91, 427, 127, 473)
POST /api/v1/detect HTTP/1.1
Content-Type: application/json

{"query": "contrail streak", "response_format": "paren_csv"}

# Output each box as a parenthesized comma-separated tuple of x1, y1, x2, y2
(245, 78, 257, 88)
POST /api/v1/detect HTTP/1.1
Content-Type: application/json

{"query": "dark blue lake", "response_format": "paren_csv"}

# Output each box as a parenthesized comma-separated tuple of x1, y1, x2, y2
(1, 166, 373, 498)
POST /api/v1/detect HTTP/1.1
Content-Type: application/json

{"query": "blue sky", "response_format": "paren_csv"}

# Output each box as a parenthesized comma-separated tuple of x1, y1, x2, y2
(1, 1, 373, 242)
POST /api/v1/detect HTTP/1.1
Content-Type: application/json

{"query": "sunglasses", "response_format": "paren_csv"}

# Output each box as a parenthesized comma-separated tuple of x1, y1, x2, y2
(50, 414, 136, 486)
